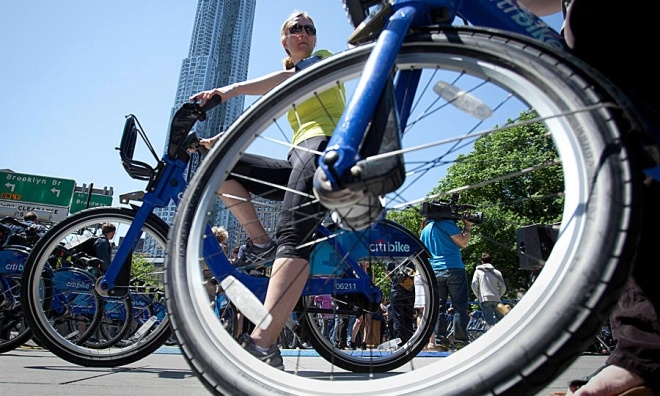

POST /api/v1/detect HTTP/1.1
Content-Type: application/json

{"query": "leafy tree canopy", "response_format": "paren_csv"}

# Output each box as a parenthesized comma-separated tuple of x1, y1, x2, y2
(388, 110, 564, 297)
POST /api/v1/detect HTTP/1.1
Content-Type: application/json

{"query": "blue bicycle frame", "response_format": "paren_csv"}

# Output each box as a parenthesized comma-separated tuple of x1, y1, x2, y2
(101, 99, 427, 312)
(105, 0, 563, 309)
(98, 107, 220, 295)
(318, 0, 564, 190)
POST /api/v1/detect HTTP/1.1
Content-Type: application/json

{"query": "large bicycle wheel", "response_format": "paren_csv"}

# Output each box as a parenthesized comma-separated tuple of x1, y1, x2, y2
(293, 221, 438, 372)
(21, 207, 172, 367)
(166, 27, 645, 395)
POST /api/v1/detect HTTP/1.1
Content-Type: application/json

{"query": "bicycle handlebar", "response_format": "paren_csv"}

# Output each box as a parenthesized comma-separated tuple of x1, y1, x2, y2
(167, 95, 223, 159)
(0, 216, 29, 229)
(197, 95, 223, 119)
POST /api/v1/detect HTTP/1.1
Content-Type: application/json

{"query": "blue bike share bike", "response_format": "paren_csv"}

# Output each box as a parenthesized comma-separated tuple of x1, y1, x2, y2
(19, 105, 203, 366)
(20, 69, 438, 369)
(0, 217, 40, 353)
(163, 0, 655, 394)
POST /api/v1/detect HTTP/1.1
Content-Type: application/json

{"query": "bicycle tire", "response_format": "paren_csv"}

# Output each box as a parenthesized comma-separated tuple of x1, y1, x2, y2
(113, 300, 157, 348)
(21, 207, 172, 367)
(296, 221, 438, 372)
(87, 296, 134, 349)
(0, 275, 32, 353)
(166, 27, 644, 395)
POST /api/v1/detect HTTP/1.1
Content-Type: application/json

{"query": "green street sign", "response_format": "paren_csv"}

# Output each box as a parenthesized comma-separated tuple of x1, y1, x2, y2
(70, 191, 113, 214)
(0, 171, 75, 207)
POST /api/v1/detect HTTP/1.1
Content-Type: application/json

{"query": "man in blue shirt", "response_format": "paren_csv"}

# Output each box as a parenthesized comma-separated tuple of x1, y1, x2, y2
(420, 215, 474, 351)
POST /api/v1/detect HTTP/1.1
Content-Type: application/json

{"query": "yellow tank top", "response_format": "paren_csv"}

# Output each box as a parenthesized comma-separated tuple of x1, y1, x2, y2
(287, 50, 346, 146)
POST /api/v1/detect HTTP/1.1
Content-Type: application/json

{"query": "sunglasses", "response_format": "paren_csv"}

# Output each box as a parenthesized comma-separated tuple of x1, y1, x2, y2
(289, 23, 316, 36)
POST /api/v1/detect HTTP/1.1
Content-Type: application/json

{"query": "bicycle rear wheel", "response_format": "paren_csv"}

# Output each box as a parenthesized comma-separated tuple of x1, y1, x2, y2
(293, 221, 438, 372)
(21, 207, 172, 367)
(166, 27, 645, 395)
(86, 296, 133, 349)
(0, 272, 32, 353)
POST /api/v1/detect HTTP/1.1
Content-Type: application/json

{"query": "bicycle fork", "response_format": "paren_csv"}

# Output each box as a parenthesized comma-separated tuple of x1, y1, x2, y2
(313, 5, 421, 230)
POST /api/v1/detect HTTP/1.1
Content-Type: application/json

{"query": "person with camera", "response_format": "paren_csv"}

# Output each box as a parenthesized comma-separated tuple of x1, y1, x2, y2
(420, 210, 474, 351)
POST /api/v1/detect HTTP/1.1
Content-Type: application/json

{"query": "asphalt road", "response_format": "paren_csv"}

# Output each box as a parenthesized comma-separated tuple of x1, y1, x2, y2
(0, 344, 606, 395)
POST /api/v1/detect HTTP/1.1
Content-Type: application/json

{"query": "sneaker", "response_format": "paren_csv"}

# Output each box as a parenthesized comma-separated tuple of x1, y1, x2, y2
(454, 340, 468, 350)
(235, 240, 276, 268)
(239, 333, 284, 370)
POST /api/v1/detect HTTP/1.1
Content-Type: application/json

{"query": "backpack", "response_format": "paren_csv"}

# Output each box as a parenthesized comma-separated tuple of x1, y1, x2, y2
(69, 236, 102, 259)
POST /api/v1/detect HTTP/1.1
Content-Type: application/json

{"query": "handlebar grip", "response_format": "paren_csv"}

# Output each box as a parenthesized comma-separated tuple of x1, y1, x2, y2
(181, 132, 209, 156)
(200, 95, 223, 113)
(197, 144, 209, 155)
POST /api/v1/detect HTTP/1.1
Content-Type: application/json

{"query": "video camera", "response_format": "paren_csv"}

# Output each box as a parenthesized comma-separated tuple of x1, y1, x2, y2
(420, 193, 484, 224)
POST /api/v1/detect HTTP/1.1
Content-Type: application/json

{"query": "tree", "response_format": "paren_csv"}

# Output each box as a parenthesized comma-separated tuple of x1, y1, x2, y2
(131, 254, 162, 287)
(432, 111, 563, 294)
(386, 206, 424, 236)
(392, 110, 563, 295)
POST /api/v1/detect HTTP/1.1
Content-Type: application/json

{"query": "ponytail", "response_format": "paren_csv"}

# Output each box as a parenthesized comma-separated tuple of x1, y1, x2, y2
(283, 56, 295, 70)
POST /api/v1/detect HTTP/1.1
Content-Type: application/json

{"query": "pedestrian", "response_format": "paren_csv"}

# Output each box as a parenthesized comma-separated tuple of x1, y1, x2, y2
(313, 294, 334, 339)
(230, 246, 240, 264)
(349, 261, 373, 349)
(211, 225, 229, 255)
(471, 253, 507, 327)
(413, 270, 437, 350)
(93, 223, 116, 272)
(21, 211, 47, 246)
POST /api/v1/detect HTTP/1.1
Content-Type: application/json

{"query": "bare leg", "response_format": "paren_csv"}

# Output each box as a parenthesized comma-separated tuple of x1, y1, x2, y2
(362, 314, 370, 345)
(251, 257, 309, 348)
(235, 311, 244, 339)
(362, 313, 372, 346)
(218, 180, 271, 245)
(351, 315, 364, 346)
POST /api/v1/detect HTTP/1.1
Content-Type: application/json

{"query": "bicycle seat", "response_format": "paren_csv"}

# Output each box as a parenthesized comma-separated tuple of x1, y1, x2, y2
(119, 115, 155, 181)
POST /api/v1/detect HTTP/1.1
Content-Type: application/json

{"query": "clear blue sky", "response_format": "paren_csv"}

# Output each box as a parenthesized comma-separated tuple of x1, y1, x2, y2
(0, 1, 562, 207)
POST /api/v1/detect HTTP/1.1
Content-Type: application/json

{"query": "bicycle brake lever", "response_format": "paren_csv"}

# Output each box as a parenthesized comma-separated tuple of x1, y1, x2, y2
(182, 132, 208, 155)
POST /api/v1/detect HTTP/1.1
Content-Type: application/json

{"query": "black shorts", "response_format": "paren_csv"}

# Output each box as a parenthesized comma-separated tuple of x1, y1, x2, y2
(229, 136, 328, 260)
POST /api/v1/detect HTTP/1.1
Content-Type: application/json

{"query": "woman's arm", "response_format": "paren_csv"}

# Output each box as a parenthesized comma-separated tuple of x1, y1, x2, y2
(190, 69, 296, 106)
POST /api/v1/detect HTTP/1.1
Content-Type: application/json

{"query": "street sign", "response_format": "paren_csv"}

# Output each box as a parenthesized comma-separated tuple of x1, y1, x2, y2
(70, 191, 113, 214)
(0, 171, 75, 207)
(0, 199, 69, 223)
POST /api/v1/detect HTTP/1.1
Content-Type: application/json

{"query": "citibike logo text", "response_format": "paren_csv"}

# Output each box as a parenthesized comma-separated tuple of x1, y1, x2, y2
(5, 262, 24, 272)
(369, 239, 411, 253)
(67, 280, 93, 289)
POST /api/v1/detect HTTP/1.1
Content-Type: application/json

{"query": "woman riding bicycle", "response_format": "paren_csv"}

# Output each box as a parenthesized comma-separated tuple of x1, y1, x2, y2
(190, 9, 345, 369)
